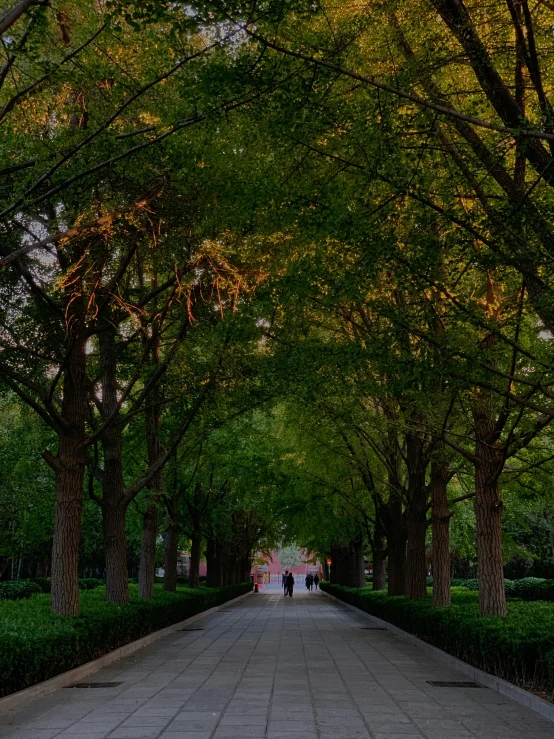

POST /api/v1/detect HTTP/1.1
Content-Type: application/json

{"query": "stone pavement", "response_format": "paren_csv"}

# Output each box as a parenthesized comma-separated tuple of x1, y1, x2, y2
(2, 585, 554, 739)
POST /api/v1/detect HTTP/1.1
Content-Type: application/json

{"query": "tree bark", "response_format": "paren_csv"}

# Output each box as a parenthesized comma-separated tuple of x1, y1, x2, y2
(189, 529, 202, 588)
(381, 422, 407, 597)
(205, 535, 217, 587)
(430, 453, 452, 607)
(99, 327, 128, 604)
(329, 544, 340, 584)
(386, 491, 407, 596)
(103, 502, 128, 603)
(49, 325, 88, 616)
(163, 506, 179, 592)
(473, 392, 506, 616)
(405, 428, 429, 600)
(372, 530, 387, 591)
(346, 537, 365, 588)
(138, 363, 162, 599)
(387, 533, 407, 595)
(221, 539, 232, 586)
(212, 536, 225, 587)
(138, 504, 157, 598)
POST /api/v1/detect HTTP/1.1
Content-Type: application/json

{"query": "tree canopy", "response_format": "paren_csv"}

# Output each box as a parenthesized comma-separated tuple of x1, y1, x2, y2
(3, 0, 554, 617)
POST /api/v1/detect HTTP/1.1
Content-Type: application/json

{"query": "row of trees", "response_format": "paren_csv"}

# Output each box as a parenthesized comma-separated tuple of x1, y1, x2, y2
(0, 0, 282, 613)
(3, 0, 554, 617)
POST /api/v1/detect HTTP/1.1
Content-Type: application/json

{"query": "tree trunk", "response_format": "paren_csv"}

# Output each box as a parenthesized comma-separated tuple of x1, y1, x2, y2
(189, 529, 202, 588)
(330, 544, 339, 584)
(372, 530, 387, 591)
(103, 502, 128, 603)
(50, 334, 88, 616)
(387, 530, 407, 596)
(138, 330, 162, 599)
(138, 504, 158, 598)
(430, 453, 452, 607)
(345, 538, 365, 588)
(405, 428, 429, 600)
(220, 539, 232, 586)
(474, 396, 506, 615)
(241, 556, 252, 584)
(386, 489, 407, 595)
(99, 327, 128, 604)
(205, 535, 217, 587)
(211, 536, 225, 587)
(163, 505, 179, 592)
(405, 516, 427, 599)
(382, 423, 407, 597)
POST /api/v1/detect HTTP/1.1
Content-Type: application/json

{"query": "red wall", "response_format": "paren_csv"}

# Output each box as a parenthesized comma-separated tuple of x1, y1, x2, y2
(251, 551, 322, 583)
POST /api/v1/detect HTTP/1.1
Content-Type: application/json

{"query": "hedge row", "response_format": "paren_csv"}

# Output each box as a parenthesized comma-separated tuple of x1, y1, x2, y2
(0, 578, 106, 599)
(0, 581, 43, 600)
(448, 577, 554, 600)
(0, 581, 252, 698)
(320, 583, 554, 691)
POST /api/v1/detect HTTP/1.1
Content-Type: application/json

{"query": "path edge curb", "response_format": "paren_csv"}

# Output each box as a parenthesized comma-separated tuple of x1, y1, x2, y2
(320, 588, 554, 723)
(0, 589, 253, 715)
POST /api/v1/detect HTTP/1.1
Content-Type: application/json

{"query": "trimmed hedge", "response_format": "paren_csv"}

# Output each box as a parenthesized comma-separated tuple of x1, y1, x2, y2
(448, 576, 554, 601)
(30, 578, 52, 593)
(510, 578, 554, 601)
(77, 578, 104, 590)
(0, 577, 105, 597)
(0, 581, 42, 600)
(0, 581, 252, 698)
(321, 582, 554, 692)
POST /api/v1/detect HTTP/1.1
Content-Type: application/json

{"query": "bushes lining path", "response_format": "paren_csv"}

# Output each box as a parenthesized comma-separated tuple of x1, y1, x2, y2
(321, 583, 554, 694)
(0, 582, 252, 699)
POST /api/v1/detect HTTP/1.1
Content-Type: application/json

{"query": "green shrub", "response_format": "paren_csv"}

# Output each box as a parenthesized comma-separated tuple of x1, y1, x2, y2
(29, 578, 51, 593)
(0, 581, 42, 600)
(0, 581, 251, 698)
(448, 577, 554, 600)
(511, 577, 554, 600)
(78, 578, 104, 590)
(20, 578, 104, 595)
(503, 579, 516, 597)
(321, 582, 554, 692)
(137, 576, 190, 585)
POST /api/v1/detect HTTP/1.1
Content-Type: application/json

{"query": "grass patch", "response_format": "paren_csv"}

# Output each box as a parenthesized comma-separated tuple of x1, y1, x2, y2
(320, 583, 554, 694)
(0, 581, 251, 699)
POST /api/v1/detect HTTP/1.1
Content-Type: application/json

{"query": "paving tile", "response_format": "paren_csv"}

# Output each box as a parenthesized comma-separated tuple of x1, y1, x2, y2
(108, 728, 163, 738)
(4, 588, 554, 739)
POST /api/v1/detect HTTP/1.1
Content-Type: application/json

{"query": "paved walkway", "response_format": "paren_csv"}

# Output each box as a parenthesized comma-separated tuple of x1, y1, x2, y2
(2, 586, 554, 739)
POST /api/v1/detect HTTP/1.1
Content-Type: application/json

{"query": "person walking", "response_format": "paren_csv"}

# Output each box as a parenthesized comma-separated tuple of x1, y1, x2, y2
(286, 571, 295, 597)
(282, 570, 289, 596)
(313, 573, 320, 589)
(305, 573, 313, 591)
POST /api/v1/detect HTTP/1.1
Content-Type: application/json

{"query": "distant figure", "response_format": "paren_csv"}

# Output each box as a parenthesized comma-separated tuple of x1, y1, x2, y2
(286, 571, 295, 597)
(282, 570, 289, 596)
(313, 574, 320, 589)
(263, 572, 268, 589)
(305, 573, 314, 591)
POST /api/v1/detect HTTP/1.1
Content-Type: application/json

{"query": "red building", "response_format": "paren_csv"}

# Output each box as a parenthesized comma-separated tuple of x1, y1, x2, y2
(251, 549, 322, 585)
